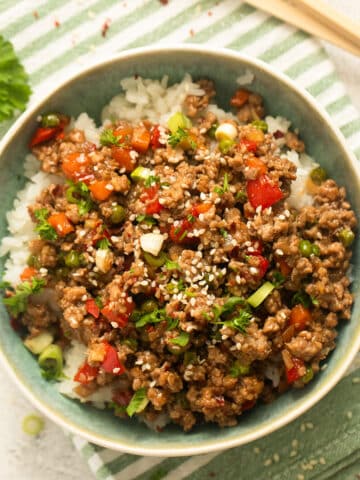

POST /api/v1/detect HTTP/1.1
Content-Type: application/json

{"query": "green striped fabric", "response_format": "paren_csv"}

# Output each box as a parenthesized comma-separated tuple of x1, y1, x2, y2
(2, 1, 360, 478)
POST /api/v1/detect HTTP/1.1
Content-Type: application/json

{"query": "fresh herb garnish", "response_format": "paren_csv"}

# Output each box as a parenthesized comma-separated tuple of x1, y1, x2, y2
(144, 175, 160, 188)
(97, 238, 111, 250)
(273, 271, 285, 287)
(220, 228, 228, 238)
(66, 180, 93, 216)
(108, 401, 127, 415)
(164, 258, 180, 270)
(95, 296, 103, 309)
(135, 214, 158, 225)
(213, 296, 248, 321)
(213, 172, 229, 196)
(34, 208, 58, 241)
(292, 291, 318, 308)
(0, 35, 31, 122)
(166, 279, 185, 294)
(229, 361, 250, 378)
(222, 310, 252, 333)
(167, 317, 179, 330)
(235, 190, 247, 202)
(3, 277, 45, 317)
(187, 214, 196, 223)
(126, 388, 149, 417)
(170, 331, 190, 347)
(99, 129, 122, 147)
(135, 308, 167, 328)
(168, 127, 196, 149)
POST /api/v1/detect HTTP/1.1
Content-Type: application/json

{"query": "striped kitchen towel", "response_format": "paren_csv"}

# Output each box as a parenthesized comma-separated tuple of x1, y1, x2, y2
(1, 1, 360, 479)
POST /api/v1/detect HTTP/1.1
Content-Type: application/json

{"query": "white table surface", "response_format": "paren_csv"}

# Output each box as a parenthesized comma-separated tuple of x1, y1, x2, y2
(1, 1, 359, 479)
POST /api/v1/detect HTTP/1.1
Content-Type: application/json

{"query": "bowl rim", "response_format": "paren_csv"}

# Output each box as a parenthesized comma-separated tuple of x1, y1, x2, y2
(0, 44, 359, 457)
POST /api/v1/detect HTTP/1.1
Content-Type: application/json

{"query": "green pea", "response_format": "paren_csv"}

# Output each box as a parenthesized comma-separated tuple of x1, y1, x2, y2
(339, 228, 355, 247)
(143, 251, 167, 268)
(251, 120, 268, 133)
(299, 239, 313, 257)
(110, 204, 126, 224)
(64, 250, 83, 268)
(122, 338, 138, 350)
(41, 113, 60, 128)
(38, 344, 63, 380)
(207, 122, 219, 139)
(141, 299, 159, 313)
(302, 366, 314, 384)
(219, 139, 235, 154)
(311, 244, 320, 256)
(310, 167, 327, 185)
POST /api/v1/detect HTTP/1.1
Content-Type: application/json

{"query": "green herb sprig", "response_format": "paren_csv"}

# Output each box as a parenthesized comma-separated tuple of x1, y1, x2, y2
(3, 277, 45, 317)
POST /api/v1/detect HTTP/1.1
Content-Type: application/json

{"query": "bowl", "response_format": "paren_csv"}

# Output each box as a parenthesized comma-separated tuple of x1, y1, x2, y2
(0, 45, 359, 457)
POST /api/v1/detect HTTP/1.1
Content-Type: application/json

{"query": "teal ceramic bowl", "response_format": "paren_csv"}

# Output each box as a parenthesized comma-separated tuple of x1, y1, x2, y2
(0, 46, 359, 456)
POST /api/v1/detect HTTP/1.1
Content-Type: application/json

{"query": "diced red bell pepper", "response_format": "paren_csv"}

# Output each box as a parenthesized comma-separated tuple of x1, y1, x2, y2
(86, 299, 100, 319)
(245, 156, 267, 177)
(256, 255, 269, 278)
(101, 297, 134, 328)
(169, 218, 194, 244)
(102, 343, 126, 375)
(242, 399, 256, 411)
(141, 185, 163, 215)
(248, 239, 263, 256)
(74, 362, 99, 384)
(191, 203, 212, 217)
(30, 127, 60, 148)
(150, 125, 162, 149)
(246, 174, 283, 209)
(240, 139, 258, 152)
(286, 357, 305, 384)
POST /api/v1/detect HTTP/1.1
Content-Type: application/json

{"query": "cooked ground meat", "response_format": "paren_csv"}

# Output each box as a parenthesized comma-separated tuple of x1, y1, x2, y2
(3, 78, 356, 432)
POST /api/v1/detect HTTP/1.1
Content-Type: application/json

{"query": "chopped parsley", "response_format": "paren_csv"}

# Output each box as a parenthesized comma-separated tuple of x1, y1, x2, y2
(144, 175, 160, 187)
(166, 280, 185, 294)
(187, 214, 196, 223)
(292, 290, 314, 308)
(213, 296, 248, 321)
(135, 214, 157, 225)
(34, 208, 57, 241)
(170, 331, 190, 347)
(95, 296, 103, 309)
(168, 127, 196, 149)
(126, 388, 149, 417)
(222, 310, 252, 333)
(220, 228, 228, 238)
(213, 172, 229, 195)
(3, 277, 45, 317)
(99, 129, 122, 147)
(167, 317, 179, 330)
(213, 296, 252, 333)
(272, 271, 285, 287)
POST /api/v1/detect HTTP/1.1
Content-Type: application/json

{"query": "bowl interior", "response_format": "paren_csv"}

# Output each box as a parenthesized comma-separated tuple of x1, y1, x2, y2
(0, 47, 359, 455)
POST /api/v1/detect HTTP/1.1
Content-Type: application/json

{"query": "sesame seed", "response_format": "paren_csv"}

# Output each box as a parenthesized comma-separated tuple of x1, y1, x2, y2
(253, 447, 260, 454)
(306, 422, 314, 429)
(319, 457, 326, 465)
(81, 294, 88, 301)
(235, 275, 241, 284)
(275, 248, 284, 256)
(292, 439, 299, 448)
(290, 450, 298, 457)
(278, 214, 285, 220)
(105, 183, 114, 191)
(113, 367, 120, 374)
(39, 267, 48, 274)
(300, 423, 306, 432)
(110, 322, 119, 328)
(273, 453, 280, 463)
(249, 267, 259, 275)
(263, 458, 272, 467)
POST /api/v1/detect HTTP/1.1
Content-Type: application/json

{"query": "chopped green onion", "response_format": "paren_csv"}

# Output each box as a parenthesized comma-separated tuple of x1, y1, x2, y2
(338, 228, 355, 247)
(122, 338, 138, 350)
(126, 388, 149, 417)
(213, 296, 248, 320)
(247, 281, 275, 308)
(170, 331, 190, 347)
(135, 214, 157, 225)
(38, 344, 63, 381)
(22, 414, 45, 436)
(251, 120, 268, 133)
(130, 166, 153, 182)
(165, 258, 180, 270)
(97, 238, 111, 250)
(24, 331, 54, 355)
(207, 122, 219, 139)
(167, 317, 179, 330)
(310, 166, 327, 184)
(167, 112, 192, 134)
(135, 308, 167, 328)
(302, 366, 314, 384)
(219, 138, 235, 154)
(143, 251, 167, 268)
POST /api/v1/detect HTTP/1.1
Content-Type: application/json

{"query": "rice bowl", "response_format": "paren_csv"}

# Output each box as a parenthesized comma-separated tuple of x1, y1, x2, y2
(0, 47, 358, 456)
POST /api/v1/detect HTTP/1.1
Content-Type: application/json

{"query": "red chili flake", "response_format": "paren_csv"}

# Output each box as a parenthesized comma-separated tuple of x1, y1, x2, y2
(101, 18, 111, 37)
(54, 19, 60, 28)
(33, 11, 39, 19)
(273, 130, 284, 139)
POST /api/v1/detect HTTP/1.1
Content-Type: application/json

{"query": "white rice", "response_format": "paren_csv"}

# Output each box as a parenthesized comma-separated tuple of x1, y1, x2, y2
(236, 69, 255, 86)
(0, 75, 318, 405)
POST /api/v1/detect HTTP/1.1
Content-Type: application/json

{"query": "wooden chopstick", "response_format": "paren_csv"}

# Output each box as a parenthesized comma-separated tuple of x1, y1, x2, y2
(245, 0, 360, 57)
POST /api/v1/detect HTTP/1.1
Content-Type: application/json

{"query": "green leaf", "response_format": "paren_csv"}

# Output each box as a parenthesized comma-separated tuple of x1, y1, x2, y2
(97, 238, 111, 250)
(213, 296, 247, 321)
(0, 35, 31, 122)
(3, 277, 45, 317)
(273, 271, 285, 288)
(168, 127, 196, 149)
(135, 214, 157, 225)
(164, 258, 180, 270)
(135, 308, 167, 328)
(126, 388, 148, 417)
(224, 310, 252, 333)
(170, 331, 190, 347)
(144, 175, 160, 188)
(66, 180, 93, 216)
(99, 129, 121, 147)
(34, 208, 57, 241)
(166, 317, 179, 330)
